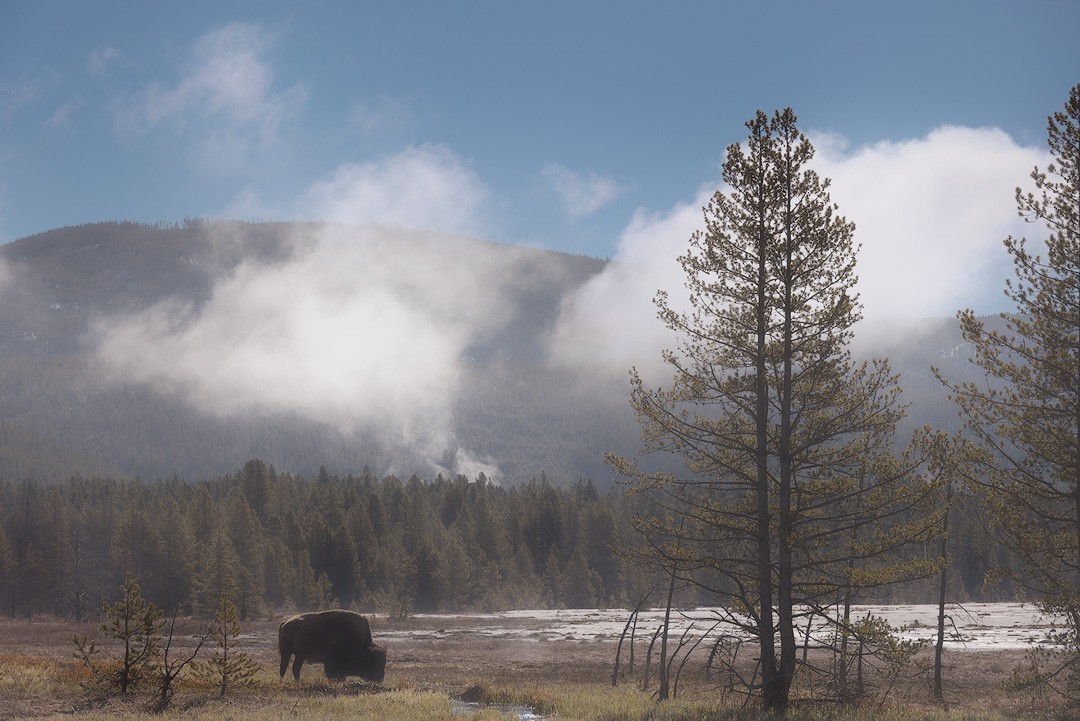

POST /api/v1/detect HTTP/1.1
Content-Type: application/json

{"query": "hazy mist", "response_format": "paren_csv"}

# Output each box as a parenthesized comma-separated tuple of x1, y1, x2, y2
(72, 125, 1050, 480)
(91, 223, 572, 479)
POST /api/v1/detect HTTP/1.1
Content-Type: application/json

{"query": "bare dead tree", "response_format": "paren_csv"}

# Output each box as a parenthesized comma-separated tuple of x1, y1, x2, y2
(149, 604, 209, 713)
(612, 588, 652, 686)
(671, 619, 722, 700)
(642, 625, 663, 691)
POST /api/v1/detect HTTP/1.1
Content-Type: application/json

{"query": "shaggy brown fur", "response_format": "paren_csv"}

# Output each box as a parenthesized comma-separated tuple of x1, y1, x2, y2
(278, 610, 386, 682)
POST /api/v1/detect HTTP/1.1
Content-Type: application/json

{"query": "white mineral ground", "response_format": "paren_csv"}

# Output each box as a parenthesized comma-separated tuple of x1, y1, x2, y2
(377, 603, 1060, 651)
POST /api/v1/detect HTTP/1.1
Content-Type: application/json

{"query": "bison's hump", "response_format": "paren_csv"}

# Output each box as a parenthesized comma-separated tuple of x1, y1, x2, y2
(279, 609, 374, 649)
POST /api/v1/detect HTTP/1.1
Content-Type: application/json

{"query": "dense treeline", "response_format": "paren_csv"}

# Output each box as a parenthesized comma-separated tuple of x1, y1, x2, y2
(0, 458, 1010, 622)
(0, 460, 661, 620)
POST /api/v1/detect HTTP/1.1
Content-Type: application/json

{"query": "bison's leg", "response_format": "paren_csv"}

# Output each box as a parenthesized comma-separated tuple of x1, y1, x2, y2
(278, 625, 293, 680)
(292, 656, 304, 681)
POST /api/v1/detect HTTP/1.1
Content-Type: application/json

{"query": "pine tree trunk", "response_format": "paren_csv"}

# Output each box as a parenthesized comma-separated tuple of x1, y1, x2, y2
(658, 564, 676, 700)
(840, 586, 852, 691)
(755, 219, 780, 712)
(934, 482, 952, 700)
(772, 176, 798, 714)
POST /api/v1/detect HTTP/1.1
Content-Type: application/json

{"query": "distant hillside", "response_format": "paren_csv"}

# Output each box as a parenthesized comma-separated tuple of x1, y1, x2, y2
(0, 221, 627, 482)
(0, 220, 994, 484)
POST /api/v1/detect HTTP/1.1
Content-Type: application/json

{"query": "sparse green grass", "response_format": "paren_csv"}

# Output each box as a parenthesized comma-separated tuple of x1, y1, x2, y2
(396, 679, 1075, 721)
(2, 671, 1073, 721)
(452, 680, 1075, 721)
(24, 689, 455, 721)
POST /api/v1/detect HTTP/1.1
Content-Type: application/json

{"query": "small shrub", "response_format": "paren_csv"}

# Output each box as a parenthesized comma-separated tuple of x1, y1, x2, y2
(192, 595, 260, 697)
(73, 575, 164, 696)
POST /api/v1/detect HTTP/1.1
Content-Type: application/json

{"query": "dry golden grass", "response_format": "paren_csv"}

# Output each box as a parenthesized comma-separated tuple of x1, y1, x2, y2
(0, 616, 1076, 720)
(0, 654, 89, 694)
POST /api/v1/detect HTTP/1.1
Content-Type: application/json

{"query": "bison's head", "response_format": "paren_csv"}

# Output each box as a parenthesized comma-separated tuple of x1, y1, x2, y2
(328, 641, 387, 683)
(367, 643, 387, 682)
(339, 643, 386, 682)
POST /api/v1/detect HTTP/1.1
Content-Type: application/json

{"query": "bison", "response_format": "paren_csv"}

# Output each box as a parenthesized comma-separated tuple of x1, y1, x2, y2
(278, 610, 387, 683)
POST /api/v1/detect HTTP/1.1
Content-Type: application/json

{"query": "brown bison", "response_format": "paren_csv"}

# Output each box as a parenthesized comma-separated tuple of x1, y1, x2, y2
(278, 610, 387, 682)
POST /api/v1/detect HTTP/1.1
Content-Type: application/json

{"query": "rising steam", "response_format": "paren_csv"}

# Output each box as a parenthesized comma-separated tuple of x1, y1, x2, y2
(92, 223, 535, 479)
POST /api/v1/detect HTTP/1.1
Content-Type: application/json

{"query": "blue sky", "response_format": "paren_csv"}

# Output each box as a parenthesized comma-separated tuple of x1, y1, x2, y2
(2, 1, 1077, 259)
(1, 0, 1079, 338)
(1, 1, 1077, 477)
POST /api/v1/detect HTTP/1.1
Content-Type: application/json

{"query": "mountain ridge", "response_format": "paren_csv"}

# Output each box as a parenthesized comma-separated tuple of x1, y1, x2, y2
(0, 220, 619, 482)
(0, 220, 984, 485)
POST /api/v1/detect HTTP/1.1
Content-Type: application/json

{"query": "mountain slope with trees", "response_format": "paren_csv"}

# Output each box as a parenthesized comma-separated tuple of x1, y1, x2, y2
(0, 219, 988, 485)
(0, 220, 632, 483)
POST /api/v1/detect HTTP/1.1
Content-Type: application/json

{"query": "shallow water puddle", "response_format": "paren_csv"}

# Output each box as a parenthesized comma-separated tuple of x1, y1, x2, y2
(450, 699, 544, 720)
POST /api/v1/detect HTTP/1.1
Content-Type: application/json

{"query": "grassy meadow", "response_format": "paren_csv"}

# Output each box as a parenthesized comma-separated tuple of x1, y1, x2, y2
(0, 615, 1069, 720)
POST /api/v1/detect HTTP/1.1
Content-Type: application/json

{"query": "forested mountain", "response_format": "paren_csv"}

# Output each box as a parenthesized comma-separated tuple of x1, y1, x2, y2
(0, 221, 1018, 617)
(0, 221, 633, 483)
(0, 220, 988, 485)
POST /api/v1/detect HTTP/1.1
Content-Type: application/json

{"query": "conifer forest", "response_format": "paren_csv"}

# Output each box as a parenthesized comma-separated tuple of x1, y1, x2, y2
(0, 457, 1005, 622)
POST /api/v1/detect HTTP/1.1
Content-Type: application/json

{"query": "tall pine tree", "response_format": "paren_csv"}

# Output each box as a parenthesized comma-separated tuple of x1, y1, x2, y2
(611, 109, 924, 713)
(939, 85, 1080, 664)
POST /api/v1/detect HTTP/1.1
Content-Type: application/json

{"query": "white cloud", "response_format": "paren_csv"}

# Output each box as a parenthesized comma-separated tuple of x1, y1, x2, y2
(302, 144, 489, 236)
(96, 232, 462, 427)
(116, 22, 306, 170)
(548, 188, 708, 378)
(542, 164, 625, 219)
(812, 126, 1046, 324)
(549, 125, 1047, 377)
(218, 127, 475, 231)
(0, 74, 47, 117)
(87, 47, 119, 78)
